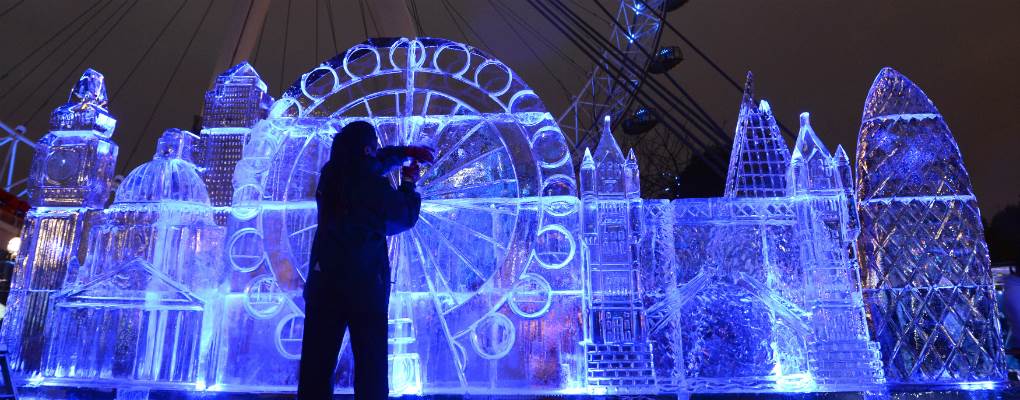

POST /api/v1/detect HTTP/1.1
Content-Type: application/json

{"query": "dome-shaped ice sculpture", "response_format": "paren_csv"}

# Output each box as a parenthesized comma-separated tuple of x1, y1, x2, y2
(114, 128, 210, 205)
(43, 128, 226, 383)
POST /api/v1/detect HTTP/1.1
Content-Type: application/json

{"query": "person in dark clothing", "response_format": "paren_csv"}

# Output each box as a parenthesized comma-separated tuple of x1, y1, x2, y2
(298, 121, 432, 400)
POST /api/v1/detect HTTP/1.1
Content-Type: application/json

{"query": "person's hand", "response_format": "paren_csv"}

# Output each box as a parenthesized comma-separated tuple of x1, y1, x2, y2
(404, 146, 435, 164)
(401, 161, 421, 184)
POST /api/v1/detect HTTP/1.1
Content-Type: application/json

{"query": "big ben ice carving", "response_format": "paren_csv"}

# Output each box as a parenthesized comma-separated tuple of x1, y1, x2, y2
(1, 69, 119, 374)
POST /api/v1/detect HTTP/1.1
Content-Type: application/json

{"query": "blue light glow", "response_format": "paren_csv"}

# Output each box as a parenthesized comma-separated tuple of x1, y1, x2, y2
(0, 41, 1004, 396)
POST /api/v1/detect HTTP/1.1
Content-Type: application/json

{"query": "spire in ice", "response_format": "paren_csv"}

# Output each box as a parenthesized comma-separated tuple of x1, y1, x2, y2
(790, 112, 837, 193)
(593, 115, 627, 195)
(70, 68, 109, 107)
(625, 148, 640, 195)
(581, 147, 595, 168)
(856, 67, 1005, 382)
(724, 72, 790, 198)
(833, 144, 850, 168)
(593, 115, 625, 165)
(792, 113, 829, 162)
(49, 68, 116, 137)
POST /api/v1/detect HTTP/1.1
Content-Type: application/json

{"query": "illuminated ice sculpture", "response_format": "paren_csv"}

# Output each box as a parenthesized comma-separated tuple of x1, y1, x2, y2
(222, 37, 584, 394)
(0, 39, 1005, 396)
(1, 69, 119, 375)
(639, 75, 884, 392)
(43, 128, 226, 384)
(856, 68, 1005, 382)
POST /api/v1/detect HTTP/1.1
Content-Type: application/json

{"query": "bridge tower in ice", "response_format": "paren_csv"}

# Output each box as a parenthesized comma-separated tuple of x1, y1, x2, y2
(580, 116, 655, 392)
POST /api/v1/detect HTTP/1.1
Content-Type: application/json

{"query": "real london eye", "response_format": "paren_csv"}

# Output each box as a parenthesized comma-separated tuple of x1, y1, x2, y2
(0, 0, 1017, 399)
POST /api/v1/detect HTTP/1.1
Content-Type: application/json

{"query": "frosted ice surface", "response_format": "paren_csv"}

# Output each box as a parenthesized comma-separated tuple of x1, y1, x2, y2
(49, 68, 116, 137)
(196, 61, 273, 222)
(42, 128, 224, 383)
(856, 67, 1005, 382)
(1, 69, 120, 374)
(724, 72, 790, 198)
(639, 97, 883, 392)
(0, 45, 1002, 395)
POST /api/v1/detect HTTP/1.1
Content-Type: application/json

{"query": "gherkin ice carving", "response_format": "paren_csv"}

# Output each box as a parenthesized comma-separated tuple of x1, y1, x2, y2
(856, 67, 1005, 383)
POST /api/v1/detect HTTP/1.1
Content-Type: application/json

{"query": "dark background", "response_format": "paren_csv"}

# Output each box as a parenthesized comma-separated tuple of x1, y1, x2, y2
(0, 0, 1017, 215)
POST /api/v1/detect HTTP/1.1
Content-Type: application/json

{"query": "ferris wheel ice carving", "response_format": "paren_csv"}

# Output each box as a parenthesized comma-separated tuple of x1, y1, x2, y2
(229, 38, 578, 366)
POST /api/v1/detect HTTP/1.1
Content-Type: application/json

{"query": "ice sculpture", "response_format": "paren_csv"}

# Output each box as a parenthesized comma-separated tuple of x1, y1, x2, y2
(790, 113, 884, 386)
(42, 128, 225, 384)
(0, 40, 1002, 396)
(724, 72, 790, 198)
(639, 82, 884, 392)
(194, 61, 273, 225)
(1, 69, 119, 374)
(855, 68, 1005, 382)
(579, 117, 656, 392)
(222, 37, 584, 393)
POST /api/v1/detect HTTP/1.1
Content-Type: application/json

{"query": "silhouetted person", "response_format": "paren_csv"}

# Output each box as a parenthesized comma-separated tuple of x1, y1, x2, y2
(298, 121, 432, 399)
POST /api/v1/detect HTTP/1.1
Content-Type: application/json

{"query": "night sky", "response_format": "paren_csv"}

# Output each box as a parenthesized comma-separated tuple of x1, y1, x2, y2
(0, 0, 1017, 215)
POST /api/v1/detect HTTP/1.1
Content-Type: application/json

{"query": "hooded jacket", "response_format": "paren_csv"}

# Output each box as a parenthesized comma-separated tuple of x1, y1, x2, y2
(305, 121, 421, 310)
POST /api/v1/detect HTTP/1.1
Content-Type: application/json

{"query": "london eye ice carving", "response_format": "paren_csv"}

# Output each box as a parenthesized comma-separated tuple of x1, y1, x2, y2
(228, 37, 580, 389)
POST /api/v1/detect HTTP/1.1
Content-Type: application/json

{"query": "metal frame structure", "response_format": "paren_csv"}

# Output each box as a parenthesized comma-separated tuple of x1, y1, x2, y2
(556, 0, 666, 158)
(0, 120, 33, 198)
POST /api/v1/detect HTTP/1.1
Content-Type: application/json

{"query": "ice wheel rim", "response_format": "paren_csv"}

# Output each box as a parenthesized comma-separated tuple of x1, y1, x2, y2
(231, 38, 577, 366)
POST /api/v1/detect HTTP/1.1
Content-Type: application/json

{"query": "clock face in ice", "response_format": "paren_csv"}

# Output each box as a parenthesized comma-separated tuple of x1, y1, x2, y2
(45, 148, 81, 184)
(230, 38, 578, 363)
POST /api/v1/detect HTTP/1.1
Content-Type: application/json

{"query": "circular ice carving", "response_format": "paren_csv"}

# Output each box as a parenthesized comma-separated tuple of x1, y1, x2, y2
(231, 184, 263, 220)
(249, 40, 575, 368)
(534, 224, 575, 269)
(389, 38, 426, 70)
(228, 228, 266, 272)
(474, 60, 513, 97)
(343, 44, 381, 79)
(531, 126, 570, 168)
(541, 174, 576, 196)
(301, 66, 339, 101)
(432, 42, 471, 76)
(44, 149, 80, 183)
(269, 97, 302, 119)
(470, 312, 515, 360)
(243, 275, 285, 319)
(508, 273, 553, 319)
(508, 90, 545, 124)
(276, 313, 305, 360)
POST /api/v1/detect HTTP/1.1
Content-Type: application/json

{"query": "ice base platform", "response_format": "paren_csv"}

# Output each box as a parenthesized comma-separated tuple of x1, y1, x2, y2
(10, 383, 1020, 400)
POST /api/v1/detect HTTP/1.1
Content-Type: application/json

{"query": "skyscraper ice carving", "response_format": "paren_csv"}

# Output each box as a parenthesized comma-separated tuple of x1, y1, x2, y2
(194, 62, 273, 225)
(855, 67, 1005, 383)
